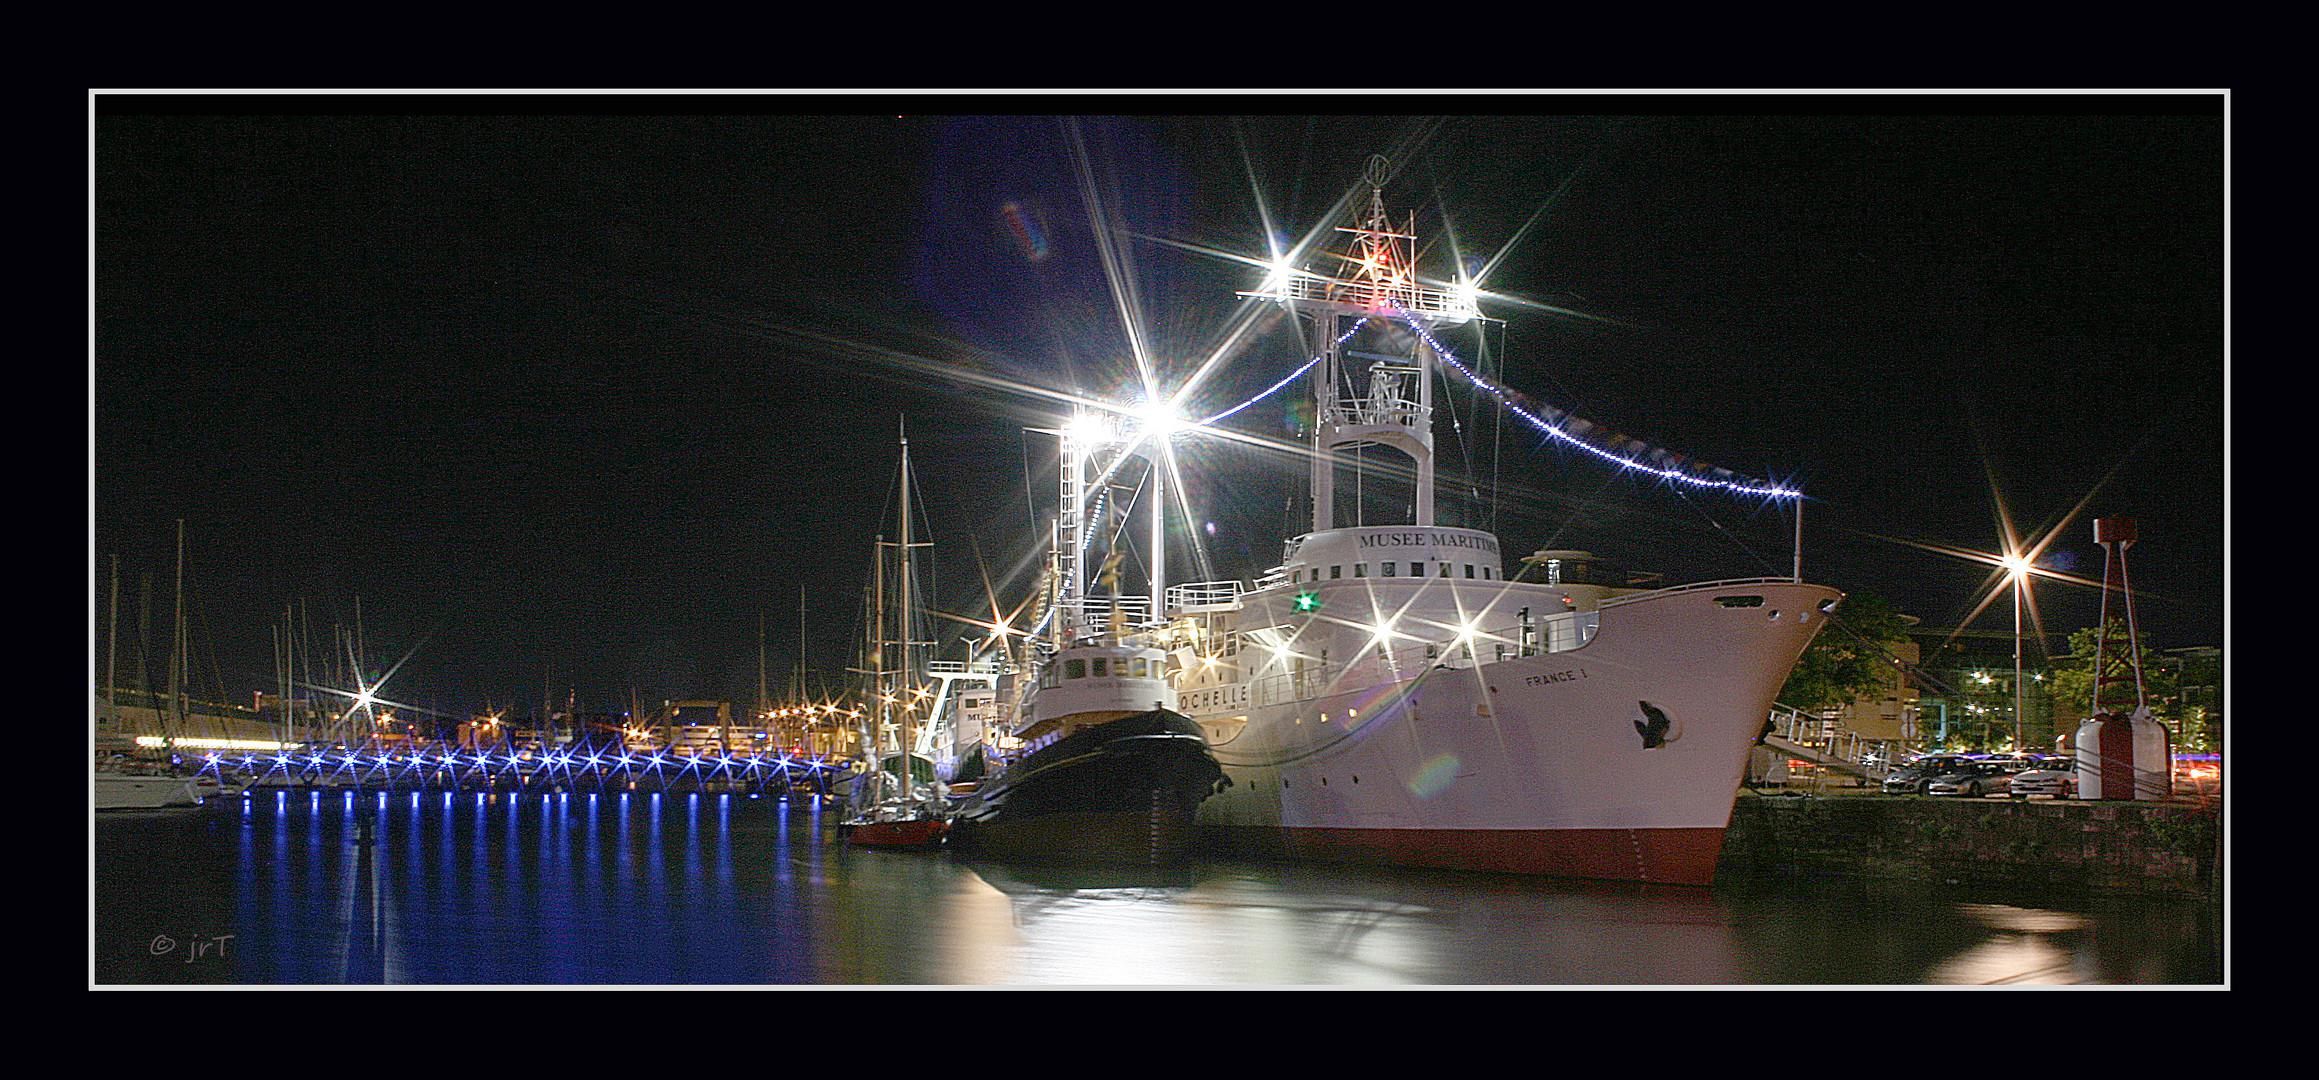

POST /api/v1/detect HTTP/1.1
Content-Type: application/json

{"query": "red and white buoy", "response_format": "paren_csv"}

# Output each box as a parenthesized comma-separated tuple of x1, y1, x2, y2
(2072, 518, 2171, 800)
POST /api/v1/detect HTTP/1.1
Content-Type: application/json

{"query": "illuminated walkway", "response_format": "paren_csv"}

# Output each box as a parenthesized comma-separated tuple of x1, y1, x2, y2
(197, 746, 861, 797)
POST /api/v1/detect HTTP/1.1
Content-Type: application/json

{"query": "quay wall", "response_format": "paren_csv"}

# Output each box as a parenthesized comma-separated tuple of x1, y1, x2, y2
(1717, 794, 2223, 899)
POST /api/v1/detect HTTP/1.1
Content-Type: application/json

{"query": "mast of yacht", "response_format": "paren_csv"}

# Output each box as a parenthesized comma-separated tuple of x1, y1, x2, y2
(872, 531, 889, 803)
(796, 583, 807, 752)
(167, 519, 185, 752)
(897, 418, 918, 802)
(136, 570, 153, 712)
(274, 613, 284, 752)
(106, 555, 118, 712)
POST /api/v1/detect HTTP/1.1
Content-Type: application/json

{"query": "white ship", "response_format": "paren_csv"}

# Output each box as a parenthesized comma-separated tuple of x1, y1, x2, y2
(1146, 163, 1840, 885)
(94, 764, 219, 810)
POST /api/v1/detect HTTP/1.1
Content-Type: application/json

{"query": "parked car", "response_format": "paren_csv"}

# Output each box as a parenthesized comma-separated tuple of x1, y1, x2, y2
(1980, 754, 2042, 773)
(2009, 757, 2076, 799)
(1882, 754, 1977, 795)
(1926, 760, 2017, 797)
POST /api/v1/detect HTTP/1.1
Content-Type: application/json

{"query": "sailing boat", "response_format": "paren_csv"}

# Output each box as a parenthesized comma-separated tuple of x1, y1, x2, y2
(94, 521, 222, 810)
(841, 422, 950, 849)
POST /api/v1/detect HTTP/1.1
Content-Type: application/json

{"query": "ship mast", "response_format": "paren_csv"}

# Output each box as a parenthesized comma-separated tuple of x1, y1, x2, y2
(1256, 156, 1476, 534)
(898, 419, 915, 797)
(865, 419, 937, 799)
(1056, 415, 1091, 646)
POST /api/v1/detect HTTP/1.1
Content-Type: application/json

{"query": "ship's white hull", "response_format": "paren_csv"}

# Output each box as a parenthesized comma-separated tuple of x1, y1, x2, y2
(1194, 579, 1839, 884)
(93, 772, 215, 811)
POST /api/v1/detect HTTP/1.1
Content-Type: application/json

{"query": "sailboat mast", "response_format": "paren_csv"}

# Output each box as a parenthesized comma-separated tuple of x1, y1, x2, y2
(106, 555, 118, 708)
(898, 419, 914, 795)
(873, 532, 888, 799)
(168, 519, 185, 749)
(273, 618, 285, 752)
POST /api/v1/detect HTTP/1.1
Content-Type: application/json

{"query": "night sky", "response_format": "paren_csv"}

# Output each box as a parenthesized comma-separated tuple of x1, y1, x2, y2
(90, 95, 2227, 720)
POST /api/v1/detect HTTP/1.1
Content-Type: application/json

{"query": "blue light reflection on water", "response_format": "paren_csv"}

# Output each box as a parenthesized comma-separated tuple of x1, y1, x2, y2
(95, 794, 2222, 986)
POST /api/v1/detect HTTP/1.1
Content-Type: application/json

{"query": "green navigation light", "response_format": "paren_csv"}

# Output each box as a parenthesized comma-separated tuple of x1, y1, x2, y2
(1294, 591, 1321, 612)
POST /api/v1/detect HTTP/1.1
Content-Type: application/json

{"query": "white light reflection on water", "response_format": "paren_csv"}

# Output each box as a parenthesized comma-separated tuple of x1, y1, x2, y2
(866, 863, 1755, 985)
(93, 798, 2222, 986)
(1927, 903, 2093, 985)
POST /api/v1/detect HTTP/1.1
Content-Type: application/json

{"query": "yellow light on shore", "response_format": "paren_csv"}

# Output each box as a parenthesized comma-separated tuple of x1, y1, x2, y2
(135, 735, 290, 751)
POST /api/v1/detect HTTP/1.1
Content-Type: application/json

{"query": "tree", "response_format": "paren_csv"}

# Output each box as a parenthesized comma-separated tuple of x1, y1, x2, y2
(1778, 591, 1914, 713)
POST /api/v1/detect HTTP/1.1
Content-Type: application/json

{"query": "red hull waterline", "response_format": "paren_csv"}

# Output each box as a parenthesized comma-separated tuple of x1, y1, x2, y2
(848, 819, 949, 850)
(1212, 825, 1728, 886)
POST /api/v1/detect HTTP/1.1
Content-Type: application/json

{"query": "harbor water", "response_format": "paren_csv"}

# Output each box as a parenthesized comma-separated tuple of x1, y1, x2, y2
(93, 790, 2223, 986)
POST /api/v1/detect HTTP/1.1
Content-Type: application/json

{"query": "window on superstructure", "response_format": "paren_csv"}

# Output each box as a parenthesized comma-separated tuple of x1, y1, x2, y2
(1439, 563, 1452, 577)
(1353, 564, 1366, 578)
(1065, 659, 1085, 680)
(1330, 565, 1342, 579)
(1092, 657, 1108, 677)
(1130, 657, 1146, 678)
(1381, 562, 1396, 577)
(1411, 562, 1424, 578)
(1464, 564, 1475, 578)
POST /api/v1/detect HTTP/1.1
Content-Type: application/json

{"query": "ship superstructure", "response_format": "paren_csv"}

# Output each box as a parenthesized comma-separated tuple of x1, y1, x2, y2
(1151, 160, 1839, 884)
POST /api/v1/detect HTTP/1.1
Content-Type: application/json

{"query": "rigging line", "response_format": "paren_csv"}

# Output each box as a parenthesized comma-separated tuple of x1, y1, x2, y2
(1670, 482, 1785, 579)
(1488, 318, 1507, 536)
(1433, 350, 1487, 512)
(1529, 467, 1629, 556)
(1020, 428, 1042, 547)
(1100, 471, 1149, 565)
(1806, 605, 1970, 703)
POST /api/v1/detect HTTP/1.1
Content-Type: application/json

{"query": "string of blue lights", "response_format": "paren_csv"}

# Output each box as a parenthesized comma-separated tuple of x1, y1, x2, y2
(1392, 304, 1801, 501)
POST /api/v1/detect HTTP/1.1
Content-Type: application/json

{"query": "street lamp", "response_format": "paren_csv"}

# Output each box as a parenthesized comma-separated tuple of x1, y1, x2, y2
(1998, 551, 2032, 753)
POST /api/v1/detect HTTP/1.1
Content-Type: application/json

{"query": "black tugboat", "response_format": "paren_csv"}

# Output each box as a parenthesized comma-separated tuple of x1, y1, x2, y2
(946, 635, 1226, 865)
(945, 423, 1228, 866)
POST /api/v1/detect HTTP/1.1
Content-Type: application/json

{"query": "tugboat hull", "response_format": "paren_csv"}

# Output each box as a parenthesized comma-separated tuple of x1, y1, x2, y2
(948, 709, 1225, 866)
(845, 817, 950, 849)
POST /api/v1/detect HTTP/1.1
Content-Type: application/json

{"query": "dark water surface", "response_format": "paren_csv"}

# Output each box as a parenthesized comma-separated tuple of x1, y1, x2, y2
(92, 790, 2224, 986)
